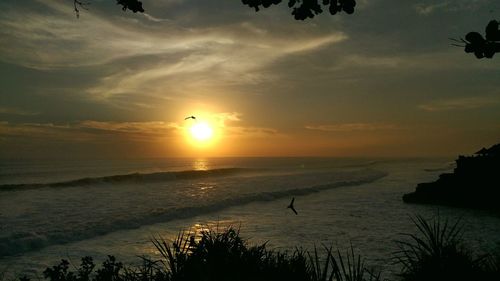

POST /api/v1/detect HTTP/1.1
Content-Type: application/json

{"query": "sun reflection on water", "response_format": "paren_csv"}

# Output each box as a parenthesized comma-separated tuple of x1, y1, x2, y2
(192, 158, 209, 171)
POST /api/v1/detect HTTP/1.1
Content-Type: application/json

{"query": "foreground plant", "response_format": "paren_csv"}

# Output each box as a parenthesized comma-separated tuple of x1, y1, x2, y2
(32, 226, 380, 281)
(394, 214, 499, 281)
(18, 215, 500, 281)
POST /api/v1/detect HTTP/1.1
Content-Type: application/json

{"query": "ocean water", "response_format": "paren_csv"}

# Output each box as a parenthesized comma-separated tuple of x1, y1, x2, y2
(1, 157, 499, 278)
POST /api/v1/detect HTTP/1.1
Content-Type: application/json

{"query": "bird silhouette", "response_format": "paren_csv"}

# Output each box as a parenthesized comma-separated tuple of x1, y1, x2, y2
(287, 197, 298, 215)
(184, 116, 196, 120)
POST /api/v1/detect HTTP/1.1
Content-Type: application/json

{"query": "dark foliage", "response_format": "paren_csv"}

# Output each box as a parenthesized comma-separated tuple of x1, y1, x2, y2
(30, 226, 381, 281)
(453, 20, 500, 59)
(73, 0, 89, 18)
(116, 0, 144, 13)
(16, 216, 500, 281)
(73, 0, 144, 17)
(394, 215, 500, 281)
(152, 228, 320, 281)
(43, 259, 77, 281)
(43, 257, 122, 281)
(241, 0, 356, 20)
(72, 0, 355, 20)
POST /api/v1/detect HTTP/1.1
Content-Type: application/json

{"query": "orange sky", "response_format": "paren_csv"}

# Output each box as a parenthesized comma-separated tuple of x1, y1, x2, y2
(0, 1, 499, 159)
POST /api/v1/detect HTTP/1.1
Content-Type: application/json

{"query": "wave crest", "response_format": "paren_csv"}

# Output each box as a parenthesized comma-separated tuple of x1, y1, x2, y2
(0, 171, 387, 256)
(0, 168, 253, 191)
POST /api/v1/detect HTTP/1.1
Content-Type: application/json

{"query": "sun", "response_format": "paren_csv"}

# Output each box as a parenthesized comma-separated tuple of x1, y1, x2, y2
(190, 122, 213, 141)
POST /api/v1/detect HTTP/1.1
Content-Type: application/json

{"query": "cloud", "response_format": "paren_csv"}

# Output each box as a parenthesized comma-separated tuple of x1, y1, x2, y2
(0, 122, 70, 139)
(77, 120, 179, 136)
(333, 51, 500, 72)
(0, 14, 195, 69)
(0, 120, 186, 158)
(282, 34, 347, 54)
(212, 112, 241, 127)
(0, 1, 346, 69)
(414, 0, 491, 15)
(226, 126, 279, 137)
(305, 123, 399, 132)
(0, 120, 179, 141)
(418, 96, 500, 111)
(141, 13, 171, 23)
(0, 107, 39, 116)
(0, 0, 347, 107)
(414, 2, 450, 15)
(85, 29, 346, 100)
(193, 112, 279, 137)
(0, 114, 279, 140)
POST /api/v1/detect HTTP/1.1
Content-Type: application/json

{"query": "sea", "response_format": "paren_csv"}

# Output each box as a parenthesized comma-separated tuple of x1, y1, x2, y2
(1, 157, 499, 278)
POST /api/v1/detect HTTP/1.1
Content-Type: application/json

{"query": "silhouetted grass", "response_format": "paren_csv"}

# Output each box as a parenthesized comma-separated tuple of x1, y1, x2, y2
(394, 214, 500, 281)
(14, 215, 500, 281)
(151, 227, 380, 281)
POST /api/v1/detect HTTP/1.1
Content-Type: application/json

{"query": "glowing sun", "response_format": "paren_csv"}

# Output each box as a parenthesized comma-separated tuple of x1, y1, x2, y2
(190, 122, 213, 141)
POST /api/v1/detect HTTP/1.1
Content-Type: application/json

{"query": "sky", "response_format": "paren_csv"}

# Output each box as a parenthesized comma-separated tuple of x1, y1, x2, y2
(0, 0, 499, 159)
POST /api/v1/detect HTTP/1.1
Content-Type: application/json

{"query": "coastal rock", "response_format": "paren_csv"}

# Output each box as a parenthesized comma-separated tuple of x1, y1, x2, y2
(403, 143, 500, 210)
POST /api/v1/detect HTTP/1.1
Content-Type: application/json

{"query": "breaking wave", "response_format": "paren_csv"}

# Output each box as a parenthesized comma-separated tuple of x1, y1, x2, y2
(0, 171, 387, 256)
(0, 168, 255, 191)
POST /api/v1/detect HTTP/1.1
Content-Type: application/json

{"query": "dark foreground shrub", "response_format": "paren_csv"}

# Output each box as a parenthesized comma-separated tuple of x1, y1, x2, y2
(394, 214, 500, 281)
(18, 215, 500, 281)
(152, 227, 380, 281)
(43, 256, 122, 281)
(33, 227, 380, 281)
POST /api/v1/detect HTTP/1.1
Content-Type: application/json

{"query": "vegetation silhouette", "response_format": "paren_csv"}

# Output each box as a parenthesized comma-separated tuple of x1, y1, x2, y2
(452, 20, 500, 59)
(403, 143, 500, 210)
(72, 0, 355, 20)
(73, 0, 143, 17)
(241, 0, 356, 20)
(394, 215, 492, 281)
(69, 1, 499, 59)
(15, 215, 500, 281)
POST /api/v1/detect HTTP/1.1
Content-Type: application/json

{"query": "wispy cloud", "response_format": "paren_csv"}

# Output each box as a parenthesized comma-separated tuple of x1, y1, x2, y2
(418, 96, 500, 111)
(305, 123, 399, 132)
(0, 122, 71, 139)
(0, 0, 347, 107)
(0, 1, 346, 70)
(0, 8, 198, 69)
(226, 126, 279, 137)
(141, 13, 171, 23)
(212, 112, 241, 127)
(85, 29, 346, 100)
(414, 0, 490, 15)
(0, 107, 39, 116)
(77, 120, 179, 136)
(0, 114, 279, 140)
(334, 51, 499, 71)
(0, 120, 179, 140)
(414, 2, 450, 15)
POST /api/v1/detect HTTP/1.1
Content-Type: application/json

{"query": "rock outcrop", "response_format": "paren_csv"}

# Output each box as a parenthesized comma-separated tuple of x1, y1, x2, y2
(403, 143, 500, 211)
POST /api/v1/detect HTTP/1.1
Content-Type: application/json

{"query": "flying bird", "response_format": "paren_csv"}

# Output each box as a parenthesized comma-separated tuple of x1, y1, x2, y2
(287, 197, 298, 215)
(184, 116, 196, 120)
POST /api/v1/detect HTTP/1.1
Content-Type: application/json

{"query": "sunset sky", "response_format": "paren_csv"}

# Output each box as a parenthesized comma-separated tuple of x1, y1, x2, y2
(1, 0, 499, 158)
